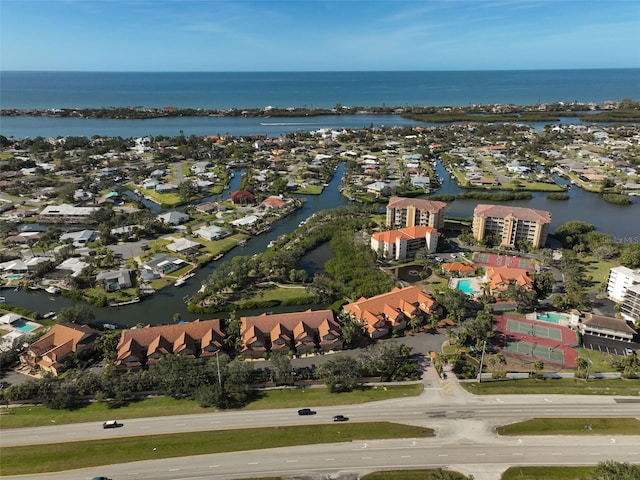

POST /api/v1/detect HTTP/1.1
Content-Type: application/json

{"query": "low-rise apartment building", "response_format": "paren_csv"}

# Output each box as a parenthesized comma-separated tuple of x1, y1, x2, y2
(472, 204, 551, 248)
(371, 225, 439, 260)
(621, 283, 640, 322)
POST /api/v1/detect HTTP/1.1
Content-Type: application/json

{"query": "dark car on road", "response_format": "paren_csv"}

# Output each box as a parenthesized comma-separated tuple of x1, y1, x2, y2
(297, 408, 316, 416)
(333, 415, 349, 422)
(102, 420, 122, 429)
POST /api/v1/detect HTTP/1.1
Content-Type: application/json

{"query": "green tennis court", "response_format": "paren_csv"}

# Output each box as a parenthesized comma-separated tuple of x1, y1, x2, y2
(474, 253, 489, 263)
(506, 319, 563, 341)
(505, 340, 565, 363)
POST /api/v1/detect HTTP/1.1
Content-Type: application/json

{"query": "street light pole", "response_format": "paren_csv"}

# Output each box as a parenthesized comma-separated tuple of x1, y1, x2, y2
(215, 350, 222, 390)
(478, 340, 487, 383)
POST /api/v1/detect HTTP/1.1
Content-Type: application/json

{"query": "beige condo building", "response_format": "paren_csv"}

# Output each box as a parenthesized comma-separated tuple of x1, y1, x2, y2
(472, 204, 551, 248)
(386, 197, 447, 230)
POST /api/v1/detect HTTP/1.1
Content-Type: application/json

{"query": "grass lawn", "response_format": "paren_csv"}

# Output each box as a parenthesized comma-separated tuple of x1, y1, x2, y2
(296, 184, 324, 194)
(517, 181, 565, 192)
(581, 255, 618, 286)
(236, 284, 316, 308)
(0, 384, 422, 429)
(496, 417, 640, 436)
(501, 466, 595, 480)
(579, 349, 618, 373)
(461, 378, 640, 396)
(361, 469, 469, 479)
(0, 422, 434, 475)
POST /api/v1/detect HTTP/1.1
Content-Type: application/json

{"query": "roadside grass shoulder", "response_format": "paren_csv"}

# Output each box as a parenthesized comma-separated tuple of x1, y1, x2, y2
(0, 422, 434, 475)
(496, 417, 640, 436)
(361, 469, 470, 479)
(501, 466, 594, 480)
(461, 378, 640, 396)
(0, 384, 423, 429)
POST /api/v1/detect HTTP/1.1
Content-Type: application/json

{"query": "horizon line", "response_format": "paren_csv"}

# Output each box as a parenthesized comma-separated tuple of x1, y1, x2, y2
(2, 67, 640, 74)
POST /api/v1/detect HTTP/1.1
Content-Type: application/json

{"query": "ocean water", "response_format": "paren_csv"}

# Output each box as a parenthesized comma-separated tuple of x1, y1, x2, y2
(1, 70, 639, 110)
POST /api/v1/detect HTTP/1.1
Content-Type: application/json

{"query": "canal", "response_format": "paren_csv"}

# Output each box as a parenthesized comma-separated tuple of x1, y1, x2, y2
(2, 163, 351, 326)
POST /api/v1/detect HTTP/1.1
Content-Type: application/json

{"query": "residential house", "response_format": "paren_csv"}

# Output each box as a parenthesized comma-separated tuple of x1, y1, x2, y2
(386, 197, 447, 230)
(157, 211, 190, 226)
(343, 286, 437, 338)
(115, 319, 225, 368)
(95, 269, 132, 291)
(231, 190, 256, 205)
(141, 254, 187, 276)
(240, 310, 342, 358)
(59, 229, 96, 248)
(37, 203, 99, 224)
(366, 181, 392, 198)
(166, 238, 202, 255)
(20, 323, 102, 376)
(371, 225, 439, 260)
(194, 225, 231, 241)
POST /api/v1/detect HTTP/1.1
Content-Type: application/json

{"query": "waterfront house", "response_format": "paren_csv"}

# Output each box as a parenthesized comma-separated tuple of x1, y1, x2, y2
(231, 190, 256, 205)
(95, 269, 132, 291)
(141, 254, 186, 276)
(194, 225, 231, 241)
(166, 237, 202, 255)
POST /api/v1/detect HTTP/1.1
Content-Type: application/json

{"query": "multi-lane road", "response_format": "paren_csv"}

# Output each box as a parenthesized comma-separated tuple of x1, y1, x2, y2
(2, 376, 640, 480)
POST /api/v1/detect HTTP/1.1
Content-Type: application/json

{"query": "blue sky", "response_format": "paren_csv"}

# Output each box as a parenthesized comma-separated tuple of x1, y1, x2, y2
(1, 0, 639, 71)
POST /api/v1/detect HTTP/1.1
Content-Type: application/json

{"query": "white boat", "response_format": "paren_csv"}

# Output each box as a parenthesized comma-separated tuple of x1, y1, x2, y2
(0, 297, 5, 303)
(175, 272, 196, 287)
(45, 286, 60, 294)
(43, 311, 56, 319)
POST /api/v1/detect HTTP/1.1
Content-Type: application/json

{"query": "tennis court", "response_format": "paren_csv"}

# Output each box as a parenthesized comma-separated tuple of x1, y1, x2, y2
(505, 340, 565, 364)
(507, 318, 563, 341)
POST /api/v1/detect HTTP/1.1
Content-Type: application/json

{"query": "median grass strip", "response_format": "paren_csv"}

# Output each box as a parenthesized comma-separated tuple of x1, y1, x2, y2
(0, 422, 434, 475)
(501, 466, 595, 480)
(0, 384, 422, 429)
(461, 378, 640, 396)
(496, 418, 640, 436)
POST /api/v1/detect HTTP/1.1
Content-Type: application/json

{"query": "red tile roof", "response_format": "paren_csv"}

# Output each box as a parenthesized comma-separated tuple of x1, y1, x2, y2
(474, 204, 551, 224)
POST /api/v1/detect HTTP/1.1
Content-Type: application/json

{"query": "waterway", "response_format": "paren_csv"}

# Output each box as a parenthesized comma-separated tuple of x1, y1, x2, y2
(3, 160, 638, 325)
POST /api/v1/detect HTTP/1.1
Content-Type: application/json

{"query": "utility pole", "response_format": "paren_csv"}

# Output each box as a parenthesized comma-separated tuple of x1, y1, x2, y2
(478, 340, 487, 383)
(215, 350, 222, 390)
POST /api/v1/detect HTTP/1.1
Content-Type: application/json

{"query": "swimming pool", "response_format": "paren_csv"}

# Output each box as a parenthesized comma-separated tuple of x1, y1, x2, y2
(12, 320, 35, 332)
(456, 279, 476, 294)
(535, 312, 568, 324)
(5, 274, 23, 280)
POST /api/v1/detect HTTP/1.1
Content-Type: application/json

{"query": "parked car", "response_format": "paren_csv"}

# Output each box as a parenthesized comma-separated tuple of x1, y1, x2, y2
(102, 420, 122, 429)
(92, 477, 112, 480)
(297, 408, 316, 416)
(332, 415, 349, 422)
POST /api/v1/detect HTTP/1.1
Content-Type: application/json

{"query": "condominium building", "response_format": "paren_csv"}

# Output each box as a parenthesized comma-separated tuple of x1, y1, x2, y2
(371, 225, 439, 260)
(606, 266, 640, 303)
(621, 283, 640, 322)
(385, 197, 447, 230)
(472, 204, 551, 249)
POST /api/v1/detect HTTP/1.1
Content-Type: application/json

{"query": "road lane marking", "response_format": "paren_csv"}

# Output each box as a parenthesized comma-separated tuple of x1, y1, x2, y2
(286, 460, 297, 463)
(401, 455, 411, 458)
(209, 465, 220, 468)
(248, 462, 259, 465)
(325, 458, 335, 461)
(438, 454, 448, 457)
(476, 454, 486, 456)
(176, 423, 186, 426)
(362, 456, 373, 459)
(513, 453, 524, 456)
(551, 453, 562, 456)
(169, 468, 180, 471)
